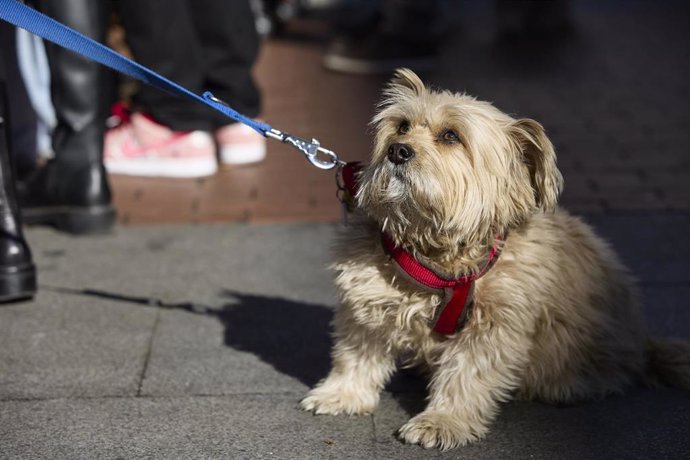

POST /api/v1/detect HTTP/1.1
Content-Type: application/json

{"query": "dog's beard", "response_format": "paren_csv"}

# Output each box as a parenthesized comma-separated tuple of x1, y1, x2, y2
(358, 161, 448, 243)
(372, 164, 408, 203)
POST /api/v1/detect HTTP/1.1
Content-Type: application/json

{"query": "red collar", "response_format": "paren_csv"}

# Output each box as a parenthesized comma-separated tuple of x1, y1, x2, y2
(340, 162, 502, 335)
(382, 232, 501, 334)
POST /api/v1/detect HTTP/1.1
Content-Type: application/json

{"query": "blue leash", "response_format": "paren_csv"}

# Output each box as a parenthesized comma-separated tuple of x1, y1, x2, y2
(0, 0, 342, 170)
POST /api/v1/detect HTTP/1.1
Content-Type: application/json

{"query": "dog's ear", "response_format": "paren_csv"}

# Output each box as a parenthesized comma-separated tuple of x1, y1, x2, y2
(388, 68, 425, 96)
(509, 119, 563, 212)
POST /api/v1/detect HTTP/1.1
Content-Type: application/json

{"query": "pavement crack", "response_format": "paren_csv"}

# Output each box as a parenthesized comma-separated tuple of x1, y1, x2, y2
(136, 310, 161, 397)
(370, 414, 379, 444)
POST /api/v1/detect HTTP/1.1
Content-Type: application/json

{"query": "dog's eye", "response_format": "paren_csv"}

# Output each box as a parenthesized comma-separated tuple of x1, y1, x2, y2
(397, 121, 410, 135)
(441, 129, 461, 144)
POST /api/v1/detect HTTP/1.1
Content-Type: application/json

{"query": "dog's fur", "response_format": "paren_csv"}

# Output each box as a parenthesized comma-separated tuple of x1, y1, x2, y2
(300, 69, 690, 450)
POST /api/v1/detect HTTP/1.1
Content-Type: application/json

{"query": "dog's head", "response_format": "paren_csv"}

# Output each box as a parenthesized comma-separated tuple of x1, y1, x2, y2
(358, 69, 563, 251)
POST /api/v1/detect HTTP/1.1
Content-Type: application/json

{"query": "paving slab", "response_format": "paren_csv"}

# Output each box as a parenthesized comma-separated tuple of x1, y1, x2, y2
(0, 291, 155, 400)
(0, 394, 375, 460)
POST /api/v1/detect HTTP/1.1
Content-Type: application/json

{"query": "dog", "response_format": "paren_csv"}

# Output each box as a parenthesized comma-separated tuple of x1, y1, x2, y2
(300, 69, 690, 450)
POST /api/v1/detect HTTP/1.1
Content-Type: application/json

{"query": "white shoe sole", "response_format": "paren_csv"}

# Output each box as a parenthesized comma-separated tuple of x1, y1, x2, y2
(219, 143, 266, 165)
(105, 156, 218, 178)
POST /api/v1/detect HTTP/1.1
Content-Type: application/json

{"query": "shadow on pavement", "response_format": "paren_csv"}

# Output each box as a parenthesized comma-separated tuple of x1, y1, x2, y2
(218, 290, 333, 387)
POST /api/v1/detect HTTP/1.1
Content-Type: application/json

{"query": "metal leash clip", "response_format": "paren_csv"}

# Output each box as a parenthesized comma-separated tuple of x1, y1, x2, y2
(204, 93, 343, 170)
(266, 128, 344, 170)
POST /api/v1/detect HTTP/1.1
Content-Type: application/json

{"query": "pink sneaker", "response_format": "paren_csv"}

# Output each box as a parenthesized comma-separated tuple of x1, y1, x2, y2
(215, 122, 266, 165)
(104, 111, 217, 178)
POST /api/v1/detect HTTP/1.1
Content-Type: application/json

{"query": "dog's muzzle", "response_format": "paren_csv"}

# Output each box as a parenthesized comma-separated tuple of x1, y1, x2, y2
(387, 143, 415, 165)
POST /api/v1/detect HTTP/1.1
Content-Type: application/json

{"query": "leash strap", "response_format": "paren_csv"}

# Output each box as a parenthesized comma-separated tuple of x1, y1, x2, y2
(0, 0, 343, 170)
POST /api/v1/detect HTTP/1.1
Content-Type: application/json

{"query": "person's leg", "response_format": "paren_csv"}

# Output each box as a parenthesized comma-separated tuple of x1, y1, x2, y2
(190, 0, 261, 125)
(15, 27, 56, 168)
(0, 50, 36, 302)
(118, 0, 211, 132)
(22, 0, 115, 234)
(190, 0, 266, 165)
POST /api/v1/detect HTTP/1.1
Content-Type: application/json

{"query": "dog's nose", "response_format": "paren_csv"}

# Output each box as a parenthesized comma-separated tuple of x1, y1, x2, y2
(387, 143, 415, 165)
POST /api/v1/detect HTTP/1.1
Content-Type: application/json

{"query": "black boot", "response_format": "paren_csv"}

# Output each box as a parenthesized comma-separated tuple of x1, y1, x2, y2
(0, 70, 36, 302)
(21, 0, 115, 234)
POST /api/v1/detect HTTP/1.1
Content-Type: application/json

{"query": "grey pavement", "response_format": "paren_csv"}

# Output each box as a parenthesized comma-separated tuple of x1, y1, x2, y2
(2, 215, 689, 459)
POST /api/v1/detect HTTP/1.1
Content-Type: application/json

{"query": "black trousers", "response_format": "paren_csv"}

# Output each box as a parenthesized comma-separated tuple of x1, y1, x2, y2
(118, 0, 261, 132)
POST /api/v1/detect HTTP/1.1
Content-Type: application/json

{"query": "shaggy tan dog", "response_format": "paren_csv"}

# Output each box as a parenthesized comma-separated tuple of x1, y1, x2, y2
(300, 69, 690, 450)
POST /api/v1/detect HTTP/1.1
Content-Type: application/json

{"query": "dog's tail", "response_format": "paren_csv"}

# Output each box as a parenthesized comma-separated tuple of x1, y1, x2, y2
(647, 338, 690, 390)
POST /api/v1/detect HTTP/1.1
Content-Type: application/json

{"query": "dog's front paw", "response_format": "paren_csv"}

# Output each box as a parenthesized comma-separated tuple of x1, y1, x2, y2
(398, 411, 487, 450)
(300, 384, 379, 416)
